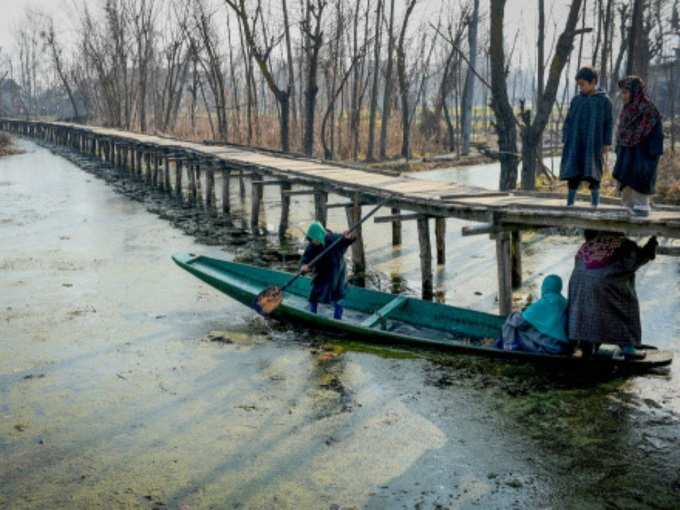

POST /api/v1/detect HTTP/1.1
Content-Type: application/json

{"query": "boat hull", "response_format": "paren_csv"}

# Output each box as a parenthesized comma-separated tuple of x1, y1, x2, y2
(172, 253, 673, 370)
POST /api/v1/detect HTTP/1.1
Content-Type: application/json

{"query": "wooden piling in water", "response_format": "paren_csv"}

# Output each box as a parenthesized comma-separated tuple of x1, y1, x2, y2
(345, 193, 366, 285)
(221, 164, 230, 214)
(239, 171, 246, 199)
(175, 159, 184, 200)
(435, 217, 446, 265)
(496, 231, 513, 316)
(279, 181, 291, 238)
(205, 160, 216, 211)
(251, 173, 263, 233)
(391, 207, 402, 246)
(188, 159, 197, 204)
(164, 153, 171, 193)
(511, 230, 522, 290)
(153, 152, 161, 188)
(314, 190, 328, 226)
(417, 216, 433, 300)
(195, 161, 203, 205)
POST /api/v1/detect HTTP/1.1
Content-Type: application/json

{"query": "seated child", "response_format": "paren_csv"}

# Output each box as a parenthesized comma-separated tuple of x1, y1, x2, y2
(496, 274, 572, 355)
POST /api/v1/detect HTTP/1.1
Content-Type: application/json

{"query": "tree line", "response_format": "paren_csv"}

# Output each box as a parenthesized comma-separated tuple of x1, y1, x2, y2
(0, 0, 678, 191)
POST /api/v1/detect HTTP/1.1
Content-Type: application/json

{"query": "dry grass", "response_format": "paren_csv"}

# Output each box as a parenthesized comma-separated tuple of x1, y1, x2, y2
(131, 110, 496, 171)
(656, 153, 680, 204)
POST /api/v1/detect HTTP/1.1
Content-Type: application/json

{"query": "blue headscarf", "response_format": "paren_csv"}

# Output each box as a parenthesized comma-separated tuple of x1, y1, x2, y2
(521, 275, 568, 341)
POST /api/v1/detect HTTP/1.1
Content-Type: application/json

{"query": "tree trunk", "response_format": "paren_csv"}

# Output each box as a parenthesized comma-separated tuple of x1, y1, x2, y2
(520, 0, 585, 191)
(627, 0, 646, 79)
(489, 0, 519, 190)
(379, 0, 396, 160)
(366, 0, 384, 161)
(461, 0, 480, 156)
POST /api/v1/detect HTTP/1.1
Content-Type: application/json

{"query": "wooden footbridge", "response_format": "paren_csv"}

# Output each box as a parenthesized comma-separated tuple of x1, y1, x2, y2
(3, 118, 680, 314)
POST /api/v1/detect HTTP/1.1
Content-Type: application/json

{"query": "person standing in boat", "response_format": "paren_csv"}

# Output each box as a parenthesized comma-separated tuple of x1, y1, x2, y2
(496, 274, 572, 355)
(560, 67, 614, 208)
(567, 230, 658, 360)
(613, 76, 664, 217)
(301, 221, 356, 320)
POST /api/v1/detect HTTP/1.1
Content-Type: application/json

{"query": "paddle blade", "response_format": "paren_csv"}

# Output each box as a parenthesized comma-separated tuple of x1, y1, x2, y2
(254, 286, 283, 315)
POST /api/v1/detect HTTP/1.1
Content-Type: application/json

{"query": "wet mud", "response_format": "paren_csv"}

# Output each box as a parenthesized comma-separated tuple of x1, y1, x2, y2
(1, 138, 679, 509)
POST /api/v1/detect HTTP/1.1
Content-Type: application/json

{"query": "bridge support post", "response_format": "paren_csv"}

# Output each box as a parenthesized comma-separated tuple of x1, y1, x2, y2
(250, 174, 263, 233)
(188, 159, 197, 204)
(153, 152, 161, 188)
(435, 217, 446, 265)
(496, 231, 513, 316)
(205, 161, 215, 211)
(278, 181, 291, 238)
(145, 152, 152, 185)
(194, 162, 203, 205)
(164, 154, 172, 194)
(391, 208, 402, 246)
(417, 216, 433, 300)
(239, 171, 246, 199)
(511, 230, 522, 290)
(176, 159, 184, 201)
(314, 190, 328, 226)
(345, 193, 366, 286)
(221, 165, 230, 214)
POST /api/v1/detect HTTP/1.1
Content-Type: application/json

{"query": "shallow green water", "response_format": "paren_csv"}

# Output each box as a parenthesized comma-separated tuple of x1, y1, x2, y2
(1, 139, 679, 509)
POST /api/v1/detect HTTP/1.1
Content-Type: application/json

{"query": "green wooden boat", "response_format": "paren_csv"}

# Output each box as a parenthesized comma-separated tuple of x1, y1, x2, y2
(172, 253, 673, 370)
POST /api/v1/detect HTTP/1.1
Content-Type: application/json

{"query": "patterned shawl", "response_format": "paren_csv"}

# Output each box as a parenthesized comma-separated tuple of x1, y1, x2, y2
(576, 236, 624, 269)
(617, 76, 662, 147)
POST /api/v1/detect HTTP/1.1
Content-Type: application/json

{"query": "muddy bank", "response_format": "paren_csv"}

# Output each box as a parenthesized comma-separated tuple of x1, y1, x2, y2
(1, 138, 680, 509)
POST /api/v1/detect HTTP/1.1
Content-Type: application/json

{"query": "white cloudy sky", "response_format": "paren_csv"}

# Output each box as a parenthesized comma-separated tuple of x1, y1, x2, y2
(0, 0, 576, 68)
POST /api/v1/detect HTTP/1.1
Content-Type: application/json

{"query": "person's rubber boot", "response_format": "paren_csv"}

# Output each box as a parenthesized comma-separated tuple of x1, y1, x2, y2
(580, 342, 594, 358)
(622, 344, 646, 360)
(309, 302, 318, 314)
(567, 189, 577, 207)
(591, 190, 600, 208)
(333, 303, 344, 320)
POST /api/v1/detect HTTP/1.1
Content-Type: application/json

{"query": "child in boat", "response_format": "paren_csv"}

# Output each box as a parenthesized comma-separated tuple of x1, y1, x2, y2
(300, 221, 356, 320)
(496, 274, 572, 355)
(560, 66, 613, 208)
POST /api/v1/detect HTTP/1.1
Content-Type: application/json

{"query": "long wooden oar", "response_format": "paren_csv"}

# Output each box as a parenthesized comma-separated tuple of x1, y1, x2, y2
(254, 198, 389, 315)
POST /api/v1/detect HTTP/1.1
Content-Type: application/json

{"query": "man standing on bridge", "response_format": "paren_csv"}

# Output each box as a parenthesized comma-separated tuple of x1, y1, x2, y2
(560, 67, 613, 208)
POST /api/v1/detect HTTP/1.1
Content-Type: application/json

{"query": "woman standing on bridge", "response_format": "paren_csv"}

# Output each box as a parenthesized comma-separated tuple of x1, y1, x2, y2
(613, 76, 663, 218)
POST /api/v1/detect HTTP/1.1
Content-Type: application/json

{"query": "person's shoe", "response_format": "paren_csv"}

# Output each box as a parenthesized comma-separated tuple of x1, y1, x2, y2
(333, 303, 344, 320)
(615, 345, 647, 360)
(567, 189, 577, 207)
(632, 206, 650, 217)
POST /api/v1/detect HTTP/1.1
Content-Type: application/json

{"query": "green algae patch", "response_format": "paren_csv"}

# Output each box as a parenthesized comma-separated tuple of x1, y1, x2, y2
(324, 339, 418, 360)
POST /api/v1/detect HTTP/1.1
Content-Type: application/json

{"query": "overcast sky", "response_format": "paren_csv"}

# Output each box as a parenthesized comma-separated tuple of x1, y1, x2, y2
(0, 0, 575, 68)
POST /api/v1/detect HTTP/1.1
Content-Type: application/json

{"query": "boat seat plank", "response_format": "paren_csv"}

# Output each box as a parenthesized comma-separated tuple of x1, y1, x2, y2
(360, 295, 408, 329)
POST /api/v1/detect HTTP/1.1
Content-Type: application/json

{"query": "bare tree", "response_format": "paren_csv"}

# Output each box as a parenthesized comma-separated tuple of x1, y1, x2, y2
(396, 0, 418, 159)
(40, 16, 81, 120)
(301, 0, 327, 156)
(489, 0, 519, 190)
(225, 0, 292, 151)
(461, 0, 480, 155)
(379, 0, 396, 159)
(366, 0, 384, 161)
(519, 0, 587, 190)
(130, 0, 156, 132)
